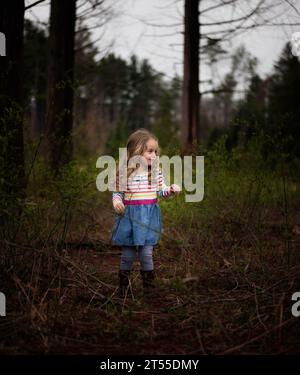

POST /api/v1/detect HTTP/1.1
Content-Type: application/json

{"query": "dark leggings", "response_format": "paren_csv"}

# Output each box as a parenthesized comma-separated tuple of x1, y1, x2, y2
(120, 245, 154, 271)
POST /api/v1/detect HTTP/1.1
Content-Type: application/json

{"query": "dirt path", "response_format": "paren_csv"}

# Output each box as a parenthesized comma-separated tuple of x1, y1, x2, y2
(1, 203, 299, 354)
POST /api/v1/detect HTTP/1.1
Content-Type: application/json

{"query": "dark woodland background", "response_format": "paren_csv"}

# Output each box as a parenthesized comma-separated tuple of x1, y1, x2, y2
(0, 0, 299, 355)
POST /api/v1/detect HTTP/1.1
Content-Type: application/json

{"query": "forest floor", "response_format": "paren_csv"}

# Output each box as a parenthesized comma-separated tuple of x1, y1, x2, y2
(1, 195, 300, 355)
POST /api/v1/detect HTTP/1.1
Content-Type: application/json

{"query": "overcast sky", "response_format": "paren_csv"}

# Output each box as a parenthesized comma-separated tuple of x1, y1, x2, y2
(25, 0, 300, 93)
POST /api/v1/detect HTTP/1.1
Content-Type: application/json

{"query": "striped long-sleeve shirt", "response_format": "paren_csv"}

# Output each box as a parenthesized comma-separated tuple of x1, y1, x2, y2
(112, 168, 171, 207)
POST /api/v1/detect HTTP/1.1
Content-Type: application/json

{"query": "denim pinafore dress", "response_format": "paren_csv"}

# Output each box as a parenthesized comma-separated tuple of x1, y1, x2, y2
(110, 171, 162, 246)
(111, 203, 162, 246)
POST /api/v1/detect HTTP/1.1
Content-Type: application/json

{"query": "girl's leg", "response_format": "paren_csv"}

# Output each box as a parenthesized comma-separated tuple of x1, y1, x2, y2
(138, 245, 156, 296)
(138, 245, 154, 271)
(120, 246, 137, 271)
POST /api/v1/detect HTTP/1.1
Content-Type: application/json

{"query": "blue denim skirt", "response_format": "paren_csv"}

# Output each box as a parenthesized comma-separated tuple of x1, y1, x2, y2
(111, 203, 162, 246)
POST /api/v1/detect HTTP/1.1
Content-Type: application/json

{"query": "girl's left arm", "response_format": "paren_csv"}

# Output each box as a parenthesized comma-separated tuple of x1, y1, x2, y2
(157, 169, 181, 198)
(157, 170, 172, 198)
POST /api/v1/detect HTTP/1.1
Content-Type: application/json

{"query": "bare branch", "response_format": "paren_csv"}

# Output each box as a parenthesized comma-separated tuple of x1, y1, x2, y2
(283, 0, 300, 17)
(200, 88, 246, 96)
(144, 31, 182, 38)
(75, 22, 107, 35)
(76, 0, 116, 20)
(123, 14, 181, 28)
(200, 1, 290, 42)
(200, 0, 239, 16)
(75, 31, 105, 53)
(25, 0, 47, 11)
(200, 0, 266, 26)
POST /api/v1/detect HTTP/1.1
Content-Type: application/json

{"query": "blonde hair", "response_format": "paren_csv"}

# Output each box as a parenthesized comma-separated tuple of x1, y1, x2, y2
(116, 128, 160, 191)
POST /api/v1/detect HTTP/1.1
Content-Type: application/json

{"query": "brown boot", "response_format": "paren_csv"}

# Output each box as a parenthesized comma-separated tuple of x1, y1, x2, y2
(118, 269, 132, 298)
(140, 270, 157, 297)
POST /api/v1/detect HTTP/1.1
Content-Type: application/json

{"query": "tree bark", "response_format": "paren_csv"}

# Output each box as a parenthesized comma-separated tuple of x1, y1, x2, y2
(181, 0, 199, 154)
(46, 0, 76, 175)
(0, 1, 26, 239)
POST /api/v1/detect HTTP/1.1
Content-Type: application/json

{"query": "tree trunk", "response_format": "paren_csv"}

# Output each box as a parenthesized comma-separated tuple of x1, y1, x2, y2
(0, 1, 25, 239)
(46, 0, 76, 175)
(181, 0, 199, 154)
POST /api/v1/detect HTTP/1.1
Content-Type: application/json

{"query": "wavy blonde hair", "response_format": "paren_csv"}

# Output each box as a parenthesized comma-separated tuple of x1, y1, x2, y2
(115, 128, 160, 191)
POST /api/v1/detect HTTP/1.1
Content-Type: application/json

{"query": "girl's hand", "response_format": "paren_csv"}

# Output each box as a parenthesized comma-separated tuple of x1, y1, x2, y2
(170, 184, 181, 195)
(114, 202, 125, 215)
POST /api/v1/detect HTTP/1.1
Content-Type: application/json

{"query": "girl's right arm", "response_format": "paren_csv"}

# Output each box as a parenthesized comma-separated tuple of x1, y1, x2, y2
(112, 191, 125, 215)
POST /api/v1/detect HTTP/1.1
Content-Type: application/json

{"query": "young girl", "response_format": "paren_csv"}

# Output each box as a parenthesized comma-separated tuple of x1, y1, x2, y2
(110, 128, 181, 298)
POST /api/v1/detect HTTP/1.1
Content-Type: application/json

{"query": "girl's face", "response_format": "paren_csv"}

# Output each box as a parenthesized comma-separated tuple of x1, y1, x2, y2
(143, 138, 158, 166)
